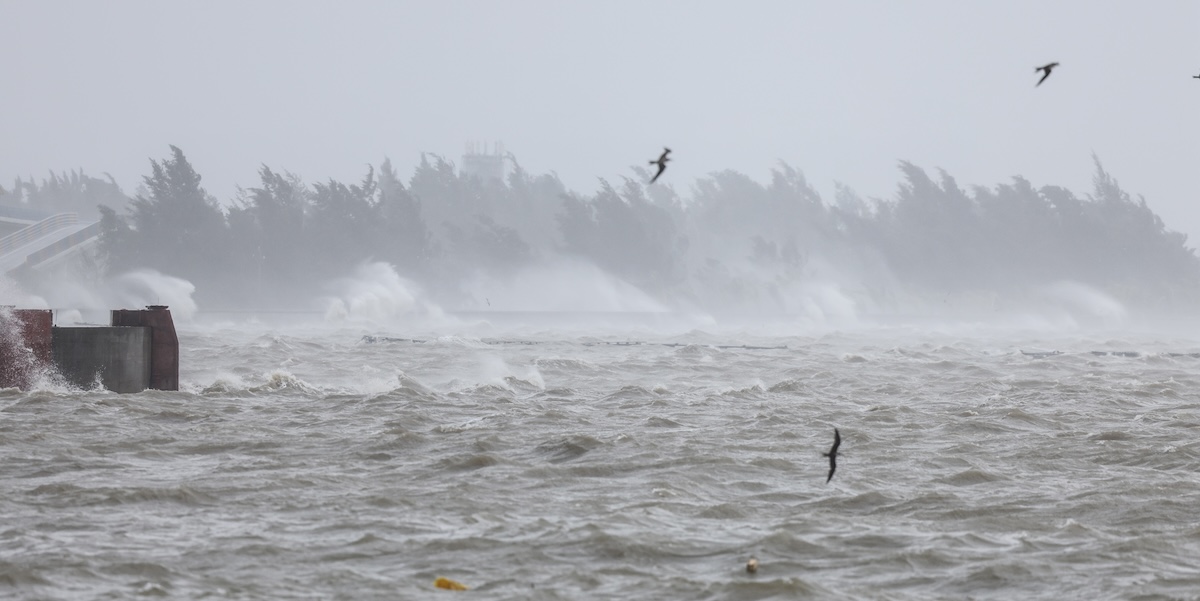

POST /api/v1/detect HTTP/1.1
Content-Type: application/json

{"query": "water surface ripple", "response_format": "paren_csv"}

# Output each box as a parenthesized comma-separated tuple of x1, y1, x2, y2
(3, 328, 1200, 599)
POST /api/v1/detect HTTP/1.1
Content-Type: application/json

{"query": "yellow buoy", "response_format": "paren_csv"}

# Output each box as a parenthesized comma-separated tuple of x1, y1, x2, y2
(434, 577, 469, 591)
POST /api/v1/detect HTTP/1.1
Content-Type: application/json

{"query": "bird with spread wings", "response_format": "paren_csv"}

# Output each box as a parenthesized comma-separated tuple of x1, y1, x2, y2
(649, 147, 671, 184)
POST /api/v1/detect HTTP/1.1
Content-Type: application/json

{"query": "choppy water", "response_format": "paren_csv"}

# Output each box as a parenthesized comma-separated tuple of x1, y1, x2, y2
(4, 319, 1200, 600)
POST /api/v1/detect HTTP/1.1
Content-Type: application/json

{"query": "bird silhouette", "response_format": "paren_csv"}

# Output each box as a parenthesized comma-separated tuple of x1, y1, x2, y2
(823, 428, 841, 483)
(1194, 72, 1200, 79)
(1035, 62, 1059, 87)
(649, 147, 671, 183)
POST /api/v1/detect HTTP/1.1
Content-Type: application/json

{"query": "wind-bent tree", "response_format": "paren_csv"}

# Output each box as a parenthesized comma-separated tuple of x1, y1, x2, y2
(3, 171, 129, 218)
(377, 158, 432, 278)
(557, 178, 682, 292)
(225, 166, 310, 304)
(307, 167, 381, 280)
(81, 145, 1199, 315)
(99, 146, 232, 303)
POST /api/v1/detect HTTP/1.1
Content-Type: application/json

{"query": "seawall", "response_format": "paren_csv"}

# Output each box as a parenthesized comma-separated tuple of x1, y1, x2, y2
(0, 306, 179, 393)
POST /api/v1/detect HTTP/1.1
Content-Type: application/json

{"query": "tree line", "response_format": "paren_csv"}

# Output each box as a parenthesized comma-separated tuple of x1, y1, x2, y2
(4, 146, 1197, 314)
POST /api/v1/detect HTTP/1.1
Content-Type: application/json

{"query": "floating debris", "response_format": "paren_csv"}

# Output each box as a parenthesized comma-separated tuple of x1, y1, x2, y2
(1022, 350, 1146, 359)
(746, 557, 759, 574)
(363, 336, 788, 350)
(361, 335, 426, 344)
(589, 341, 787, 350)
(434, 577, 468, 591)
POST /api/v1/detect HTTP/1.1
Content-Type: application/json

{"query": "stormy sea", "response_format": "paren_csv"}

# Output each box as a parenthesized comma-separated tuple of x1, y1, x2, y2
(3, 312, 1200, 600)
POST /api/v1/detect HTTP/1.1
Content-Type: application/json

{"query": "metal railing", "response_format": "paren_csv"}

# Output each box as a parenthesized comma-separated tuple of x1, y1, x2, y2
(18, 221, 102, 270)
(0, 203, 55, 225)
(0, 213, 79, 257)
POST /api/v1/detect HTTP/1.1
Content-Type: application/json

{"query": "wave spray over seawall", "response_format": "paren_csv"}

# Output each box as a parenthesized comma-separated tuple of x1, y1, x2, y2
(3, 324, 1200, 599)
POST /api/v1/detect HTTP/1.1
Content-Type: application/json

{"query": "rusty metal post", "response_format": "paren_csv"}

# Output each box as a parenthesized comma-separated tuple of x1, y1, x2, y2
(110, 305, 179, 391)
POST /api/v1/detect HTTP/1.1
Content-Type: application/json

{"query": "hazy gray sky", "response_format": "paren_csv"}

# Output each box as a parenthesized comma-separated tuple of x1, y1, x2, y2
(3, 1, 1198, 237)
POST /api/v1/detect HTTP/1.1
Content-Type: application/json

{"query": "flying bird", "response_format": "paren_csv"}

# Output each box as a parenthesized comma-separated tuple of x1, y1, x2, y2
(1035, 62, 1059, 87)
(649, 147, 671, 184)
(823, 428, 841, 483)
(1194, 72, 1200, 79)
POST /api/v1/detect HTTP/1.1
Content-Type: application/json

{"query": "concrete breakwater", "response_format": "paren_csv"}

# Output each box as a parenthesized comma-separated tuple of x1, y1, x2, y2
(0, 305, 178, 393)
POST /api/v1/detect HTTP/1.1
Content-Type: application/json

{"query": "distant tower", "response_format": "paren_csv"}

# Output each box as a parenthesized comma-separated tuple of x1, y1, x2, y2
(461, 141, 508, 182)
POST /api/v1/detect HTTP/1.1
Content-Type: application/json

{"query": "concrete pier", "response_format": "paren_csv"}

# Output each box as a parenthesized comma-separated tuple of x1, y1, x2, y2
(0, 305, 179, 392)
(52, 326, 151, 392)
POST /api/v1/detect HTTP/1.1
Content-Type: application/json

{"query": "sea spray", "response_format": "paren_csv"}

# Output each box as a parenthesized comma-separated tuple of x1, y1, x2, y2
(1036, 280, 1129, 329)
(462, 258, 669, 313)
(322, 262, 449, 325)
(0, 306, 65, 390)
(2, 268, 197, 323)
(0, 306, 38, 388)
(110, 269, 198, 319)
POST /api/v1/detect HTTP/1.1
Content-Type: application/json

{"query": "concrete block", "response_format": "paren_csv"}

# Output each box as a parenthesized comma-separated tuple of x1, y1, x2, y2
(51, 326, 152, 393)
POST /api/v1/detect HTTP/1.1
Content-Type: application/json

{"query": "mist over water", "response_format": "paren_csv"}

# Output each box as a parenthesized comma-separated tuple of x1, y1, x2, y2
(4, 222, 1200, 599)
(463, 258, 669, 314)
(0, 269, 197, 325)
(1039, 280, 1129, 328)
(321, 262, 447, 326)
(4, 316, 1200, 600)
(110, 270, 199, 320)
